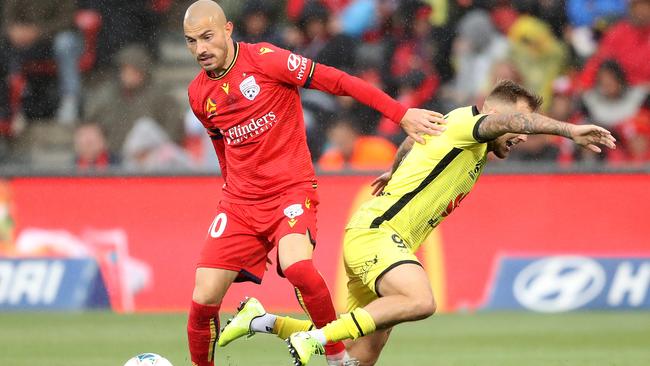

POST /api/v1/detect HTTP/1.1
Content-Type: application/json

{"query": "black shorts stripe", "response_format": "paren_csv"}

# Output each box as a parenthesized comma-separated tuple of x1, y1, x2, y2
(350, 311, 364, 337)
(374, 260, 423, 297)
(369, 147, 463, 229)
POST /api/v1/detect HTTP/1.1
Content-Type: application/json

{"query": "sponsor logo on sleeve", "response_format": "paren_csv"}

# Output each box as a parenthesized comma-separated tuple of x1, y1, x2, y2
(287, 54, 301, 71)
(287, 53, 309, 81)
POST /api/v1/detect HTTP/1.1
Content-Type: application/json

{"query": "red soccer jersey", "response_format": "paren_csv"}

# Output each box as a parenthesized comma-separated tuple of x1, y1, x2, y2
(188, 41, 408, 203)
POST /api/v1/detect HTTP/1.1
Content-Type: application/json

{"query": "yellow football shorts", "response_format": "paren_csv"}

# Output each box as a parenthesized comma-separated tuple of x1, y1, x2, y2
(343, 226, 422, 312)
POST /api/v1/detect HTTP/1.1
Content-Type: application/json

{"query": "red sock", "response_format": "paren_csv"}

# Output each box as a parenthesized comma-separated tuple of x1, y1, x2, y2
(284, 259, 346, 356)
(187, 301, 221, 366)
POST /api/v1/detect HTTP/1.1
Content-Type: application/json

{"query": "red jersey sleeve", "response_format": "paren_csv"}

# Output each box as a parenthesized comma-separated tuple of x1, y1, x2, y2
(308, 63, 408, 123)
(188, 89, 228, 178)
(253, 42, 407, 123)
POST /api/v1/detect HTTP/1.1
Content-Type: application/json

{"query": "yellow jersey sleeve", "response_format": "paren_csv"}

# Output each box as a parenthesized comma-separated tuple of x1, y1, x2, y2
(443, 105, 488, 148)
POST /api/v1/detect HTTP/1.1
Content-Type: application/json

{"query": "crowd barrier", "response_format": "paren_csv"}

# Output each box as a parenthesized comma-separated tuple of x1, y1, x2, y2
(0, 174, 648, 312)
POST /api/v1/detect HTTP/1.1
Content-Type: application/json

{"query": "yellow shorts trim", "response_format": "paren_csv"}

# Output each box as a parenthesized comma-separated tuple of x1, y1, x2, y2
(343, 227, 421, 312)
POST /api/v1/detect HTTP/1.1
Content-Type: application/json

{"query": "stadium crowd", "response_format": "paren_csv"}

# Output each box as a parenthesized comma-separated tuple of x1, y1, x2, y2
(0, 0, 648, 172)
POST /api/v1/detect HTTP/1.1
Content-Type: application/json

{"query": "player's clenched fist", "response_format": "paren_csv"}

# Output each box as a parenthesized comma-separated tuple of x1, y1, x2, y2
(399, 108, 447, 144)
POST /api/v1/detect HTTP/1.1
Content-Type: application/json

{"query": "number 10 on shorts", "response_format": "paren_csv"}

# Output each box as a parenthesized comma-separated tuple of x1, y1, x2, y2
(208, 213, 228, 238)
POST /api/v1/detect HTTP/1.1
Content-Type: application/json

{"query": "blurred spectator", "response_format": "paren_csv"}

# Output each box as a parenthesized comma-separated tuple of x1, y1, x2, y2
(567, 0, 627, 27)
(580, 0, 650, 89)
(448, 9, 509, 107)
(0, 38, 10, 134)
(235, 0, 284, 46)
(578, 60, 648, 162)
(619, 107, 650, 161)
(338, 0, 377, 38)
(2, 0, 83, 123)
(183, 109, 219, 171)
(287, 0, 352, 21)
(508, 15, 568, 110)
(319, 115, 396, 171)
(295, 1, 357, 71)
(122, 117, 194, 172)
(89, 0, 166, 66)
(85, 44, 184, 156)
(581, 60, 647, 130)
(478, 60, 524, 102)
(73, 121, 118, 171)
(515, 0, 568, 38)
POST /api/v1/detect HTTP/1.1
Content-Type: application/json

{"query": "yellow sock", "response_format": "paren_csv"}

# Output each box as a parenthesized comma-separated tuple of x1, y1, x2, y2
(322, 308, 376, 342)
(273, 316, 314, 340)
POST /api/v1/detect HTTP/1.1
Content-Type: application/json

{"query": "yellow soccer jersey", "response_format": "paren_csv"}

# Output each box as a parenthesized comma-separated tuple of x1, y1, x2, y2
(347, 105, 489, 248)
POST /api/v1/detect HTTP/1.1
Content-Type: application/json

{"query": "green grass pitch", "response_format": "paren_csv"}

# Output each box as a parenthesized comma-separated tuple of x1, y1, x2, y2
(1, 312, 648, 366)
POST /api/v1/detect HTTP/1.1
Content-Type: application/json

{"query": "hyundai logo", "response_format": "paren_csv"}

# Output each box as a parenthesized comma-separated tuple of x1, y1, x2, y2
(513, 256, 606, 312)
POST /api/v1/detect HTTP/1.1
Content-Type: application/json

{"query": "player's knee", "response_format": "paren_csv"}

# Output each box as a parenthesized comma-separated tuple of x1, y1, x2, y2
(192, 271, 230, 305)
(409, 296, 436, 320)
(191, 285, 222, 306)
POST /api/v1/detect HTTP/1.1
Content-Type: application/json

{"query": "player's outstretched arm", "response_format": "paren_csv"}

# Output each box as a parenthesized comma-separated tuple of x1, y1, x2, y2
(308, 63, 446, 144)
(476, 113, 617, 152)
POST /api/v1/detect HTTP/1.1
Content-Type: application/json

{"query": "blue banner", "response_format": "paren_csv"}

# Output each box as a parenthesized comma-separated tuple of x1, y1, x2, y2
(484, 256, 650, 312)
(0, 258, 110, 310)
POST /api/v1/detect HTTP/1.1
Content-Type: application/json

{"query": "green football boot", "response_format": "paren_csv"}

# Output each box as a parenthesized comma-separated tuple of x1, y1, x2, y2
(218, 297, 266, 347)
(286, 331, 325, 366)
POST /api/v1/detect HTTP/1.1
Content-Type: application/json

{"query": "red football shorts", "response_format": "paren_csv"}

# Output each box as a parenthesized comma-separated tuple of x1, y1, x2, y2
(197, 187, 319, 284)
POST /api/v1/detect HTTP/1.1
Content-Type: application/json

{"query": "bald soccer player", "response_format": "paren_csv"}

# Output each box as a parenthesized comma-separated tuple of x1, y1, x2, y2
(182, 2, 447, 365)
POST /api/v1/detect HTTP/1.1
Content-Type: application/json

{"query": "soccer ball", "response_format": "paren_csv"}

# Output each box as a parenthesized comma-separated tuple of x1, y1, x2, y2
(123, 353, 173, 366)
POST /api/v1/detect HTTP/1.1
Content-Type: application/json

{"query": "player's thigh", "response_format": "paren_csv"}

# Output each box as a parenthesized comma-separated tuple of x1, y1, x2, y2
(275, 189, 319, 270)
(343, 228, 420, 296)
(192, 267, 238, 305)
(277, 233, 314, 270)
(346, 328, 393, 366)
(197, 203, 271, 302)
(375, 262, 436, 317)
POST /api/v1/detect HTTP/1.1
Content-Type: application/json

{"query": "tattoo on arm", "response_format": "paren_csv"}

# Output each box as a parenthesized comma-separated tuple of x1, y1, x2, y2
(477, 113, 573, 141)
(390, 137, 415, 175)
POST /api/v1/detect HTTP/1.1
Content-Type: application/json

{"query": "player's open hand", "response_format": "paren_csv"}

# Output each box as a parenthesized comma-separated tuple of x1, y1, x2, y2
(570, 124, 617, 153)
(371, 171, 392, 196)
(400, 109, 447, 144)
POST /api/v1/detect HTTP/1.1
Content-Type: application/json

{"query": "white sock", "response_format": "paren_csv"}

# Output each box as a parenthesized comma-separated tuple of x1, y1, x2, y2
(250, 313, 277, 333)
(307, 329, 328, 346)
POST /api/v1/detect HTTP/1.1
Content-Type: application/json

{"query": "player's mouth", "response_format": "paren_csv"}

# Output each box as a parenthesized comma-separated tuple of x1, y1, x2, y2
(198, 55, 214, 64)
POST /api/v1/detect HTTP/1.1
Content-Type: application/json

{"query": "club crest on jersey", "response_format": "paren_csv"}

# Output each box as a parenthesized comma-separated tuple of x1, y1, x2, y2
(239, 75, 260, 101)
(284, 203, 304, 227)
(205, 98, 217, 117)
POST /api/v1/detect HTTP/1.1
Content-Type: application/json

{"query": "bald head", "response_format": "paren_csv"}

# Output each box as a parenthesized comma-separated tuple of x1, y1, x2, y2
(184, 0, 227, 28)
(184, 0, 234, 72)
